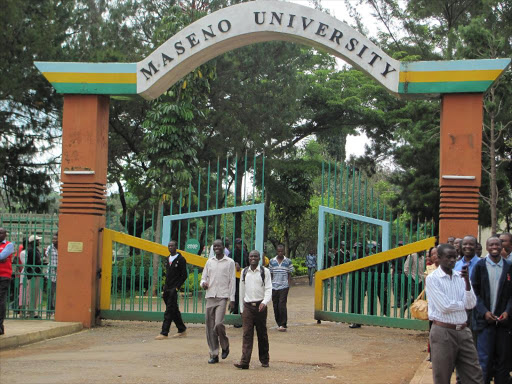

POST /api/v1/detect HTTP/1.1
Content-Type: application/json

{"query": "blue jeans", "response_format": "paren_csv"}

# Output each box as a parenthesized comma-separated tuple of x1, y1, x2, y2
(476, 325, 511, 384)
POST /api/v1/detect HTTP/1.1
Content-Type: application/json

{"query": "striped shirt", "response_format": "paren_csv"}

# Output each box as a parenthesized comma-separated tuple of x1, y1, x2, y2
(426, 266, 476, 324)
(45, 245, 58, 283)
(269, 257, 294, 290)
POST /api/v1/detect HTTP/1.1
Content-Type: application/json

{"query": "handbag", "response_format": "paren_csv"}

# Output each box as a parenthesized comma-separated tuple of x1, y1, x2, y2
(410, 289, 429, 320)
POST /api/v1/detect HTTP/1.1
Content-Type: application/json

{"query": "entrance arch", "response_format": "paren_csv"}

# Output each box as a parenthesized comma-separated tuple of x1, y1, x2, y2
(33, 0, 510, 326)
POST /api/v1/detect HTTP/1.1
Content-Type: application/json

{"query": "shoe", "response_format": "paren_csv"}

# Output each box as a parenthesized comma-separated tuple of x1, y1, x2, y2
(261, 363, 269, 368)
(221, 347, 229, 359)
(155, 334, 168, 340)
(234, 363, 249, 369)
(172, 330, 187, 338)
(349, 323, 361, 329)
(234, 324, 242, 328)
(278, 326, 286, 332)
(208, 356, 219, 364)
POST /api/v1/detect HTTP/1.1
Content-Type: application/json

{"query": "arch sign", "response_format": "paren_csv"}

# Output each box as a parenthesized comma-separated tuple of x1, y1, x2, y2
(33, 0, 510, 327)
(35, 1, 509, 100)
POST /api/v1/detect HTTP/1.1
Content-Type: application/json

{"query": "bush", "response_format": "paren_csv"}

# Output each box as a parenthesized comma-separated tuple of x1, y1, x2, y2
(291, 257, 308, 277)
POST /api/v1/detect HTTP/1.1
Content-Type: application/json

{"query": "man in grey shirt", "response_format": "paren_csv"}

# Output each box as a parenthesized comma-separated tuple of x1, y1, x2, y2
(200, 239, 236, 364)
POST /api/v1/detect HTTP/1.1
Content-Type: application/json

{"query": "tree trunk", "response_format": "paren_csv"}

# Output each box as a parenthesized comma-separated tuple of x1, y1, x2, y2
(152, 199, 163, 295)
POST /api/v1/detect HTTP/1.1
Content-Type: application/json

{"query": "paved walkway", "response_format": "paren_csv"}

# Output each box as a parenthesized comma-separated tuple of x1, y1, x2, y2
(0, 285, 439, 384)
(0, 320, 82, 350)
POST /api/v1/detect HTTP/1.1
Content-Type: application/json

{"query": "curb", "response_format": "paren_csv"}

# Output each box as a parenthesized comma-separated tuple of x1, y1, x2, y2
(0, 322, 83, 350)
(409, 359, 430, 384)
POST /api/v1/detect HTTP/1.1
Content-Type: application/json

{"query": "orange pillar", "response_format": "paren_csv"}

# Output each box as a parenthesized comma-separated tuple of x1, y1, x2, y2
(439, 93, 483, 243)
(55, 95, 109, 327)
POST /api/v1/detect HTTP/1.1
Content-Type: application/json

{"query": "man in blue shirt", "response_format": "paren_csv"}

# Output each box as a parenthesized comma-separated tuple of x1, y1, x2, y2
(305, 250, 316, 286)
(269, 244, 294, 332)
(455, 236, 481, 278)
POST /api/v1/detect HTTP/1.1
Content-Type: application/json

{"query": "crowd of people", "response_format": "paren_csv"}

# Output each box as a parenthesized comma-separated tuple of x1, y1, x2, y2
(0, 228, 59, 335)
(426, 233, 512, 384)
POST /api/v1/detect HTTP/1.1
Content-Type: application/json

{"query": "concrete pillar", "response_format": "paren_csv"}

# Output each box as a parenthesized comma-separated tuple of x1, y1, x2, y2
(439, 93, 483, 243)
(55, 95, 109, 327)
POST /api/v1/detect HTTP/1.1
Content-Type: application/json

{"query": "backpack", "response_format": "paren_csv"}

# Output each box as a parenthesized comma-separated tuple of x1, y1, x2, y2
(242, 266, 266, 285)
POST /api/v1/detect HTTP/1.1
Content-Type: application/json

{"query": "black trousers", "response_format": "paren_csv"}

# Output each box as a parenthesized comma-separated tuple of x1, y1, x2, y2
(272, 288, 289, 328)
(0, 277, 10, 334)
(161, 289, 186, 336)
(241, 302, 269, 365)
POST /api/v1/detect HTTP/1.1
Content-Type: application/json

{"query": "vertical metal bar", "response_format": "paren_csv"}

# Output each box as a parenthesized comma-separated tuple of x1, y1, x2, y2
(205, 162, 211, 258)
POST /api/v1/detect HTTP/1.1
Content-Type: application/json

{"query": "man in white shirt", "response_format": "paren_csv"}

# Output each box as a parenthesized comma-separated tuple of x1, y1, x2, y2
(426, 243, 483, 384)
(200, 239, 236, 364)
(234, 250, 272, 369)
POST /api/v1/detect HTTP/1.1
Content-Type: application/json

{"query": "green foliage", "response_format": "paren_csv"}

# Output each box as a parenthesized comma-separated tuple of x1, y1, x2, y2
(291, 257, 308, 277)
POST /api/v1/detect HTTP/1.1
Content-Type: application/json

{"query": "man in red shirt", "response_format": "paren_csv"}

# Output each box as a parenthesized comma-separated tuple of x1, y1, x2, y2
(0, 227, 15, 335)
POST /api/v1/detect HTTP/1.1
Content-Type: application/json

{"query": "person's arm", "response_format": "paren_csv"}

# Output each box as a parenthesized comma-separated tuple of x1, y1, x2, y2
(200, 260, 210, 289)
(239, 274, 245, 314)
(288, 260, 294, 287)
(176, 256, 188, 290)
(262, 268, 272, 307)
(0, 242, 14, 261)
(229, 261, 236, 302)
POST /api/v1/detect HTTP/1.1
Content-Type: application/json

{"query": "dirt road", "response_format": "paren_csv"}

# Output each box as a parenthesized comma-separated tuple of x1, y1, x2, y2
(0, 284, 428, 384)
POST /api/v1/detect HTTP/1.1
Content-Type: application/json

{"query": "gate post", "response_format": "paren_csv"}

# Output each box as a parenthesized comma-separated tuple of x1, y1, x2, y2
(55, 95, 109, 327)
(439, 93, 483, 243)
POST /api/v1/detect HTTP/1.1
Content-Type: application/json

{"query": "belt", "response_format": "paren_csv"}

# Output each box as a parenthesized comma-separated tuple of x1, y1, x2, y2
(245, 301, 262, 307)
(433, 320, 467, 330)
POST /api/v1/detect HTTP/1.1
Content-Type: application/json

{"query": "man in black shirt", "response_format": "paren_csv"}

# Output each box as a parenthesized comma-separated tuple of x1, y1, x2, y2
(155, 240, 188, 339)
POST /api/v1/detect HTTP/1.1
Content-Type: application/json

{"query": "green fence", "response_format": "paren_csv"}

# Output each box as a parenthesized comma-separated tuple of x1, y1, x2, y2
(0, 213, 59, 319)
(102, 154, 265, 322)
(317, 161, 435, 329)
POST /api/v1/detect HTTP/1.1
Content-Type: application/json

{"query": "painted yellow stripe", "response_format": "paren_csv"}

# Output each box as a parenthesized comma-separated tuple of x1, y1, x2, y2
(399, 70, 502, 83)
(44, 72, 136, 84)
(100, 229, 241, 310)
(314, 237, 436, 311)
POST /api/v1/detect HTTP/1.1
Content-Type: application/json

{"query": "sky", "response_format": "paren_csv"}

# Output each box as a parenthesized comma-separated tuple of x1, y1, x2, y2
(288, 0, 376, 159)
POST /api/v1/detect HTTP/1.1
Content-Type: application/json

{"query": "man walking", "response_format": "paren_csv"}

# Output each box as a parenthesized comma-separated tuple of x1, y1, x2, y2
(155, 240, 188, 340)
(269, 244, 294, 332)
(0, 228, 14, 335)
(234, 250, 272, 369)
(305, 250, 316, 286)
(201, 239, 236, 364)
(426, 243, 483, 384)
(471, 236, 512, 384)
(45, 233, 58, 311)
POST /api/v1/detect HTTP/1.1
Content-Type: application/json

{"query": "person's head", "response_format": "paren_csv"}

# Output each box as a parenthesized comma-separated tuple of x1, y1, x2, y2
(276, 244, 285, 257)
(0, 228, 6, 242)
(429, 246, 439, 266)
(454, 238, 462, 253)
(499, 233, 512, 254)
(213, 239, 224, 256)
(224, 237, 230, 249)
(437, 243, 457, 272)
(52, 233, 58, 248)
(486, 236, 502, 261)
(248, 250, 260, 267)
(28, 235, 41, 246)
(168, 240, 177, 254)
(476, 242, 483, 257)
(309, 249, 315, 255)
(461, 236, 477, 258)
(235, 238, 242, 250)
(447, 237, 455, 245)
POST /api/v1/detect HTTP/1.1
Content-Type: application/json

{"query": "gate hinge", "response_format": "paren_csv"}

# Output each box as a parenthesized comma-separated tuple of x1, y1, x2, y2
(96, 268, 102, 279)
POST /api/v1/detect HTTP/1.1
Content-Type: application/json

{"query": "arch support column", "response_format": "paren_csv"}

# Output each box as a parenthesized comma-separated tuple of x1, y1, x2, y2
(439, 93, 483, 243)
(55, 95, 109, 327)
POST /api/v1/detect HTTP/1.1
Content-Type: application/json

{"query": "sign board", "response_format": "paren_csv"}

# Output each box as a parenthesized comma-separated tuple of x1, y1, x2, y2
(185, 239, 201, 254)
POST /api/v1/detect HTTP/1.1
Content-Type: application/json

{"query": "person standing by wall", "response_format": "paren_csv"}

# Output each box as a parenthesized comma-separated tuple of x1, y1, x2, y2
(234, 250, 272, 369)
(200, 239, 236, 364)
(155, 240, 188, 340)
(0, 228, 14, 335)
(471, 237, 512, 384)
(25, 235, 42, 318)
(269, 244, 294, 332)
(305, 250, 317, 287)
(45, 233, 58, 311)
(426, 243, 483, 384)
